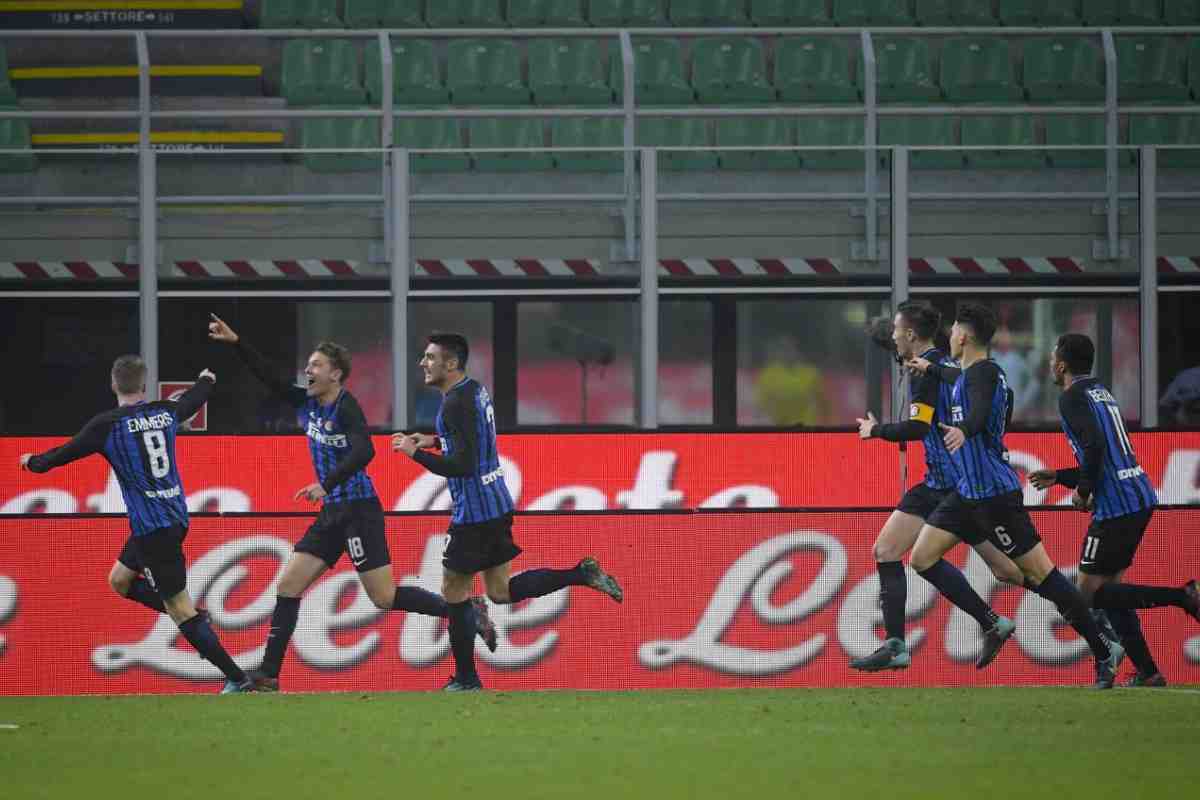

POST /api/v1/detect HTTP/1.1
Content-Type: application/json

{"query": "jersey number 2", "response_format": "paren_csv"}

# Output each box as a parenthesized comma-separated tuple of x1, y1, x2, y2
(142, 430, 170, 478)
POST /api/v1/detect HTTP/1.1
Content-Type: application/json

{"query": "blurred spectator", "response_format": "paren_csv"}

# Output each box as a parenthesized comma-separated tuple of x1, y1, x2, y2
(1160, 366, 1200, 426)
(991, 326, 1039, 418)
(754, 337, 831, 426)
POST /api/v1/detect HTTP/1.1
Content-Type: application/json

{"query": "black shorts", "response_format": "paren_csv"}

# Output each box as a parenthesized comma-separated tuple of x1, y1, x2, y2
(443, 513, 522, 576)
(117, 524, 189, 598)
(926, 490, 1042, 558)
(294, 499, 391, 572)
(897, 483, 953, 521)
(1079, 508, 1154, 575)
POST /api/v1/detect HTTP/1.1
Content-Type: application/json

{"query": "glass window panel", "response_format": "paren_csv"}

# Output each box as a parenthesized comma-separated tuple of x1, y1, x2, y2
(659, 300, 713, 425)
(407, 301, 494, 428)
(518, 300, 636, 425)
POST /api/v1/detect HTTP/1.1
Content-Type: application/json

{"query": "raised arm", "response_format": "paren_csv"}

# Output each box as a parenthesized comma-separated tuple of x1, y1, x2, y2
(208, 313, 306, 407)
(410, 393, 479, 478)
(319, 394, 376, 494)
(172, 370, 216, 423)
(21, 415, 110, 473)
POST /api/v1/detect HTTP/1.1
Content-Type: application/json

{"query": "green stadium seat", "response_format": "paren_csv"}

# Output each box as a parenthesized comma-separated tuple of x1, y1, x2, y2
(344, 0, 422, 27)
(1117, 37, 1189, 104)
(551, 117, 624, 171)
(1130, 114, 1200, 167)
(750, 0, 831, 25)
(1023, 38, 1104, 103)
(692, 37, 776, 105)
(637, 117, 716, 170)
(796, 116, 866, 169)
(393, 117, 470, 172)
(1082, 0, 1162, 25)
(468, 118, 553, 171)
(1165, 0, 1200, 24)
(716, 117, 798, 170)
(614, 39, 694, 105)
(282, 39, 367, 107)
(529, 39, 613, 106)
(776, 38, 859, 104)
(300, 115, 380, 173)
(259, 0, 343, 28)
(365, 40, 448, 106)
(1045, 114, 1108, 168)
(941, 38, 1022, 104)
(879, 116, 961, 169)
(0, 109, 35, 173)
(0, 48, 16, 105)
(589, 0, 667, 25)
(874, 38, 940, 103)
(834, 0, 915, 26)
(961, 115, 1043, 168)
(670, 0, 750, 26)
(447, 39, 530, 106)
(915, 0, 996, 25)
(1189, 38, 1200, 101)
(427, 0, 504, 26)
(508, 0, 587, 26)
(998, 0, 1082, 25)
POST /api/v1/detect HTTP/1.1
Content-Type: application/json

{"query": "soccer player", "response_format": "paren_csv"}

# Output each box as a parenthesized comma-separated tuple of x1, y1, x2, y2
(206, 315, 495, 691)
(393, 333, 623, 691)
(909, 304, 1125, 688)
(1029, 333, 1200, 687)
(18, 355, 253, 693)
(851, 302, 1024, 672)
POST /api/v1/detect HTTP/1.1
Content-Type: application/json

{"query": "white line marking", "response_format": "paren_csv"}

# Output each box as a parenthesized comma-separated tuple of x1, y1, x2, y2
(0, 723, 19, 730)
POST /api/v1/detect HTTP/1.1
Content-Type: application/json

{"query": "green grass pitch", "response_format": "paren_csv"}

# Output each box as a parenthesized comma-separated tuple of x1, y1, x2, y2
(1, 687, 1195, 800)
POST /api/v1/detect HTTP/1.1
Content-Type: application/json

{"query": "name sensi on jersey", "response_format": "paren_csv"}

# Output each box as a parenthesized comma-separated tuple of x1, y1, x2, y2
(126, 412, 173, 433)
(306, 421, 347, 448)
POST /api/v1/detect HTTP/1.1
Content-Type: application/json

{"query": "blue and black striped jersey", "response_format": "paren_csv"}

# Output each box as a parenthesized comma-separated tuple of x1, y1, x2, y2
(949, 360, 1022, 500)
(27, 379, 213, 535)
(1056, 376, 1157, 520)
(916, 349, 959, 491)
(414, 377, 514, 526)
(236, 341, 377, 504)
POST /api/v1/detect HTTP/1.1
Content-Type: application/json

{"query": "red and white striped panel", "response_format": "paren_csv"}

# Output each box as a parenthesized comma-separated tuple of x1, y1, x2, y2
(909, 257, 1085, 275)
(1158, 256, 1200, 273)
(0, 261, 139, 280)
(658, 258, 840, 276)
(173, 260, 359, 277)
(414, 258, 599, 277)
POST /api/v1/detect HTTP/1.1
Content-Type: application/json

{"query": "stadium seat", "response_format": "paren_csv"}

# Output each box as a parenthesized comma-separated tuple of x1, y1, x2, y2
(427, 0, 504, 26)
(468, 118, 553, 171)
(300, 115, 380, 172)
(393, 117, 470, 172)
(915, 0, 997, 25)
(879, 116, 961, 169)
(552, 117, 624, 171)
(1023, 38, 1104, 103)
(282, 39, 367, 107)
(1081, 0, 1162, 25)
(941, 38, 1022, 104)
(344, 0, 422, 27)
(796, 116, 866, 169)
(529, 39, 613, 106)
(691, 37, 776, 105)
(1189, 38, 1200, 101)
(259, 0, 342, 28)
(998, 0, 1082, 25)
(589, 0, 667, 25)
(1165, 0, 1200, 24)
(834, 0, 915, 26)
(716, 117, 798, 170)
(508, 0, 587, 26)
(1130, 114, 1200, 167)
(0, 48, 16, 104)
(636, 117, 717, 170)
(670, 0, 749, 26)
(1044, 114, 1108, 168)
(750, 0, 831, 25)
(874, 38, 941, 103)
(614, 38, 694, 105)
(447, 39, 530, 106)
(0, 109, 36, 173)
(961, 115, 1043, 168)
(1117, 37, 1189, 104)
(365, 40, 449, 106)
(776, 38, 859, 104)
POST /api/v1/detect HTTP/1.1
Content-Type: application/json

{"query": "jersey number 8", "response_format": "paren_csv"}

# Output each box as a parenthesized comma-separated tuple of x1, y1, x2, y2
(142, 430, 171, 479)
